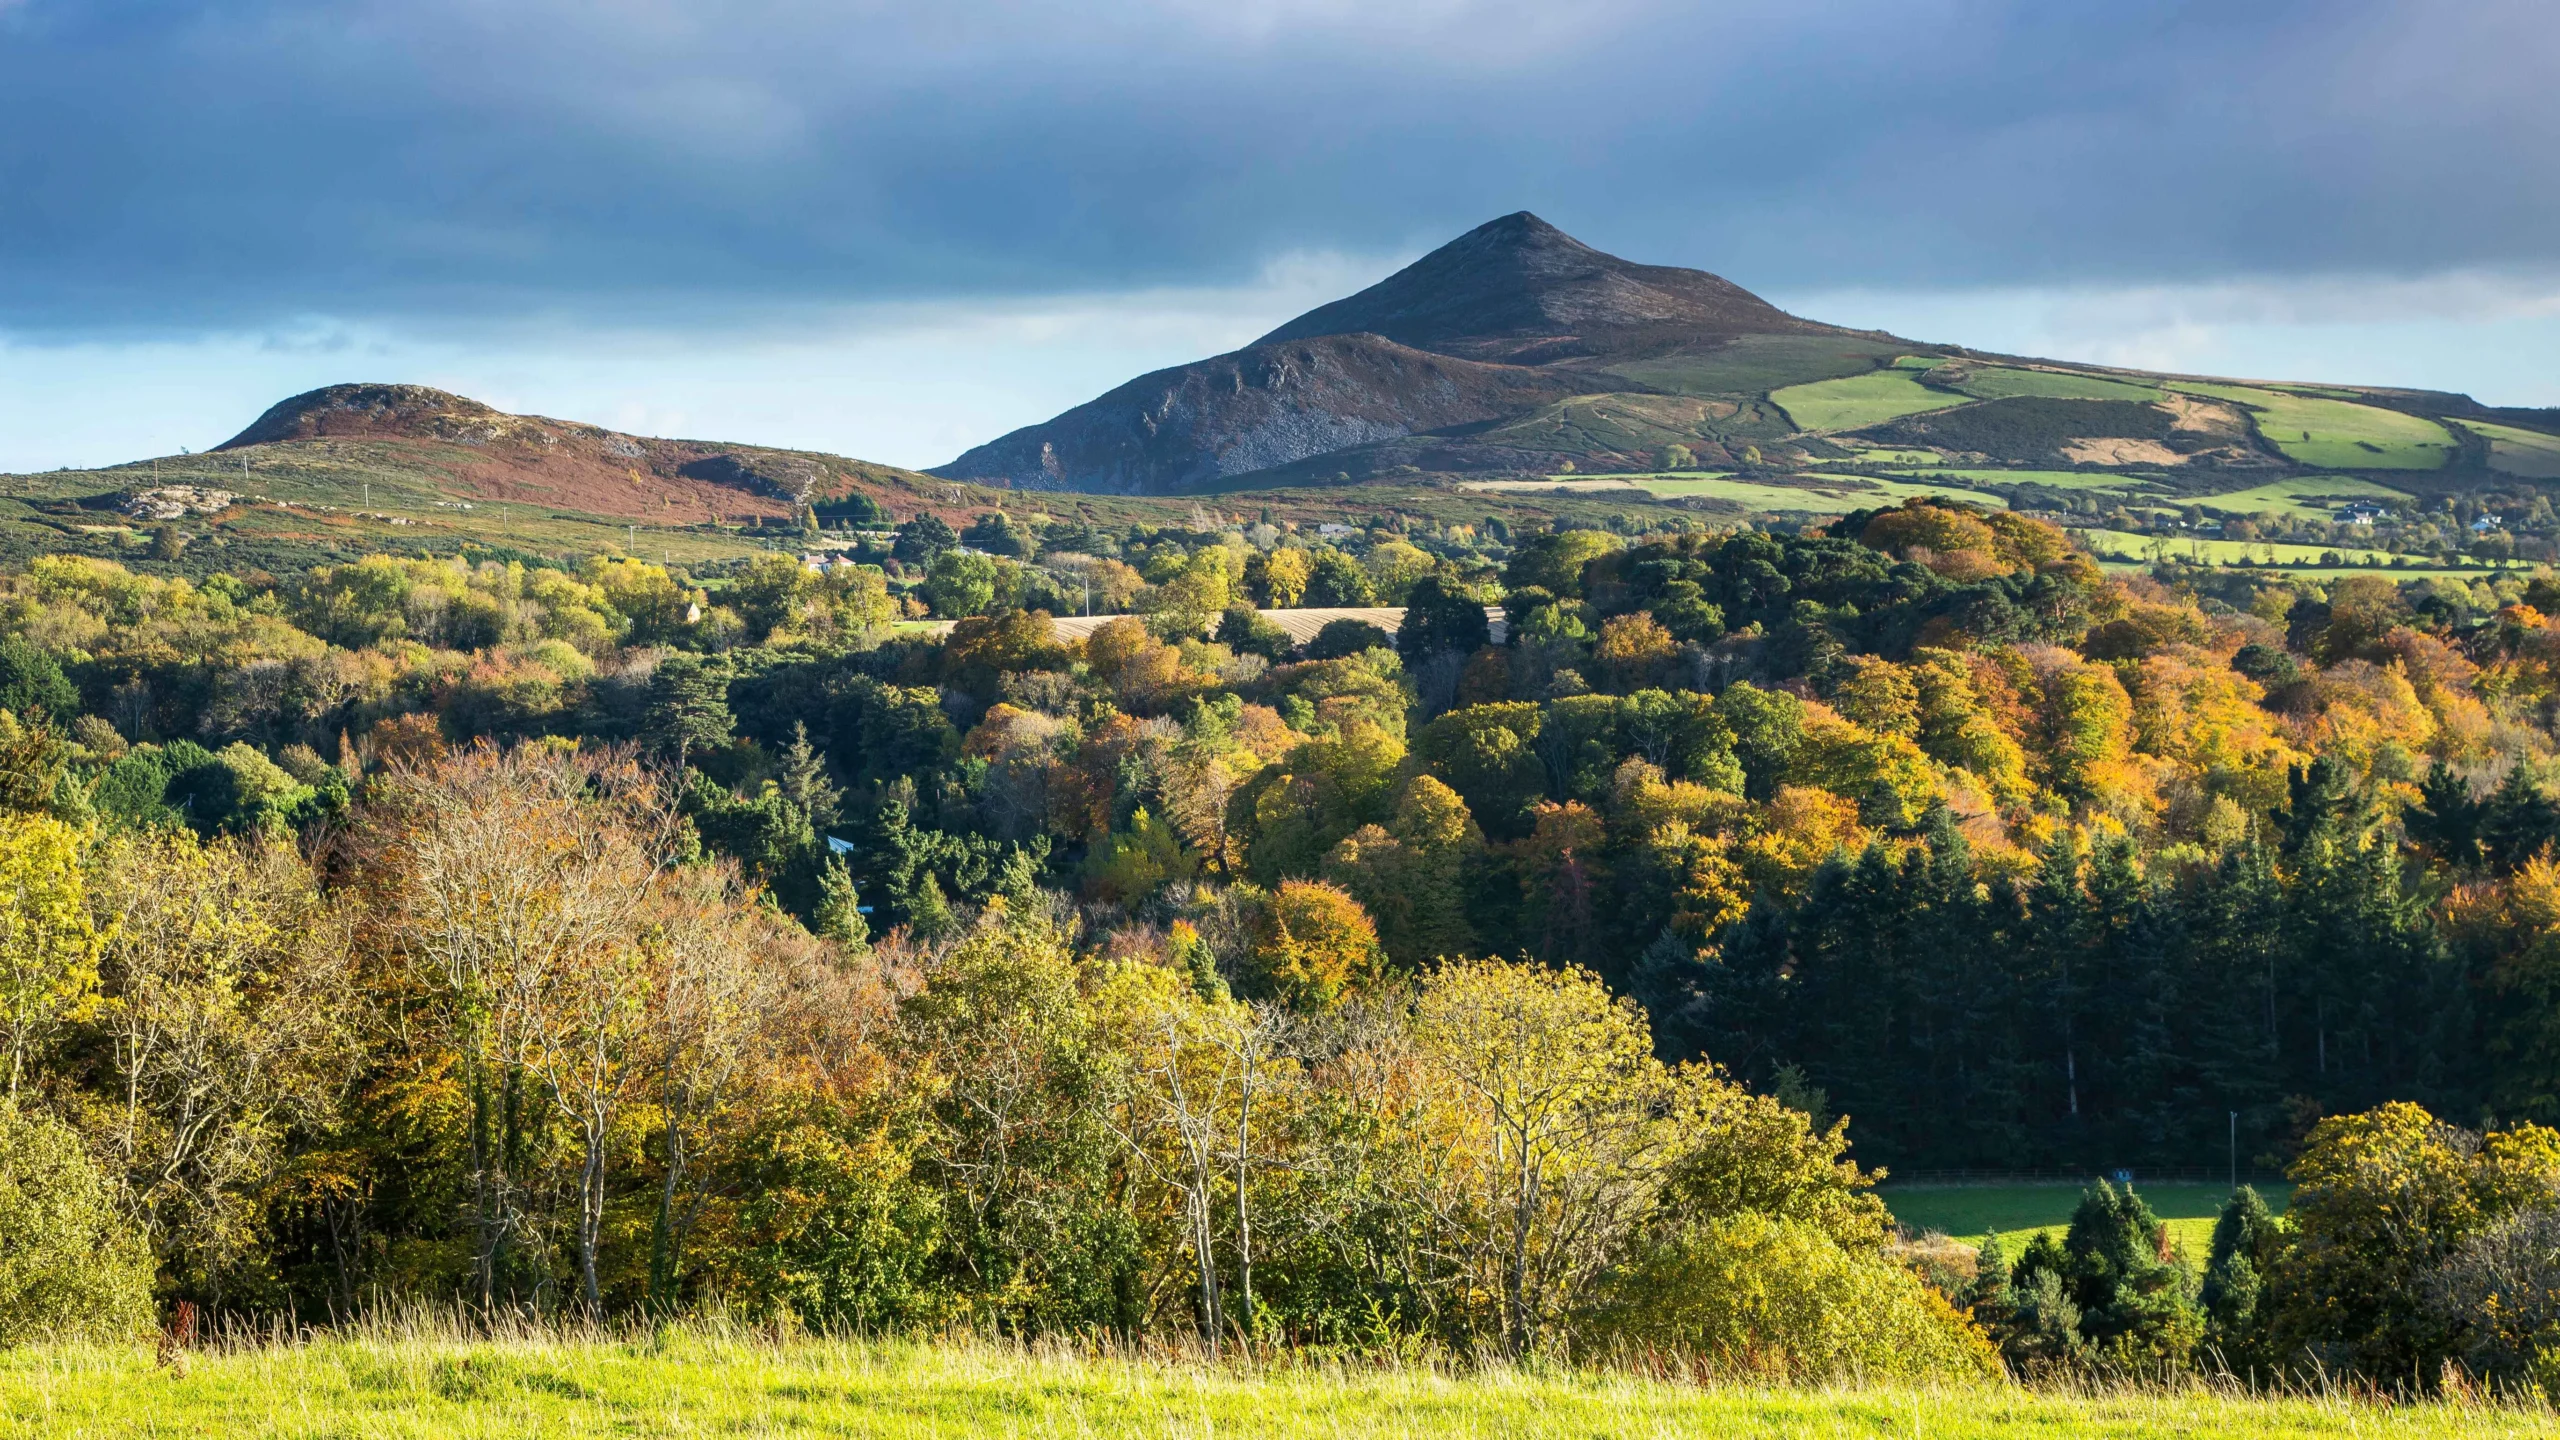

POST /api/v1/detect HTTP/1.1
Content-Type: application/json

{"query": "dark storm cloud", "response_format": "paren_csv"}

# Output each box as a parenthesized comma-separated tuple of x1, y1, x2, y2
(2, 0, 2554, 333)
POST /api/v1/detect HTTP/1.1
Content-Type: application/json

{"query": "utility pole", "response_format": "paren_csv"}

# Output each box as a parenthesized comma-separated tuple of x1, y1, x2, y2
(2229, 1111, 2238, 1191)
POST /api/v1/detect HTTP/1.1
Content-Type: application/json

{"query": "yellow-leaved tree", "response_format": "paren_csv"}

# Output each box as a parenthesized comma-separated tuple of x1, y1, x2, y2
(0, 812, 103, 1097)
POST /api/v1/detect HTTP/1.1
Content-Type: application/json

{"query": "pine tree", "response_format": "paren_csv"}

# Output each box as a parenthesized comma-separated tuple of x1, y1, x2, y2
(811, 855, 869, 950)
(2201, 1185, 2277, 1360)
(643, 657, 734, 766)
(776, 722, 843, 829)
(908, 872, 956, 938)
(2478, 766, 2560, 871)
(1967, 1232, 2015, 1332)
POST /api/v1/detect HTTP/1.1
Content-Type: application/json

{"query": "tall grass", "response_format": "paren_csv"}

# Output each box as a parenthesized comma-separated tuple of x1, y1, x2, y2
(0, 1312, 2548, 1438)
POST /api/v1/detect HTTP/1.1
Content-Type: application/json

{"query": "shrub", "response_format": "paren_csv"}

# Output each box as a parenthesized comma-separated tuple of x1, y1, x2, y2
(1586, 1213, 1998, 1382)
(2423, 1204, 2560, 1389)
(0, 1100, 153, 1343)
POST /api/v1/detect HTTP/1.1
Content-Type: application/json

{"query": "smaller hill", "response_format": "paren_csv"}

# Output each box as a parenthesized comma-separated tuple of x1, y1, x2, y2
(215, 383, 876, 525)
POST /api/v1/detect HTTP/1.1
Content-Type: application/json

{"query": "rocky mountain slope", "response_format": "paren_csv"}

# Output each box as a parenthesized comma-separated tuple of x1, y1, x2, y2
(1254, 211, 1842, 363)
(928, 333, 1606, 495)
(933, 213, 1874, 494)
(936, 213, 2560, 498)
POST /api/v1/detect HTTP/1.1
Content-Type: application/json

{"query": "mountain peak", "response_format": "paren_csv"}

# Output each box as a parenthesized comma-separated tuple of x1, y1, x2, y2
(1253, 212, 1831, 362)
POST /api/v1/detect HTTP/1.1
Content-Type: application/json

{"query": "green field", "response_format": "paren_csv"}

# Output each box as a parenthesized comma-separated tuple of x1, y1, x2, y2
(2188, 476, 2409, 521)
(1597, 334, 1921, 397)
(0, 1328, 2534, 1439)
(1885, 1183, 2293, 1259)
(1773, 370, 1974, 432)
(1894, 468, 2170, 494)
(2074, 528, 2404, 568)
(2457, 419, 2560, 480)
(2167, 384, 2457, 471)
(1840, 446, 1950, 466)
(1466, 473, 2009, 515)
(1943, 367, 2165, 404)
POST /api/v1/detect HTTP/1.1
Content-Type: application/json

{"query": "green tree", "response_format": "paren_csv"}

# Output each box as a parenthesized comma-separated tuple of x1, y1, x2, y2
(1302, 549, 1376, 608)
(0, 1100, 153, 1343)
(2201, 1185, 2279, 1363)
(777, 722, 843, 829)
(892, 513, 957, 566)
(921, 550, 1001, 618)
(0, 639, 76, 724)
(811, 855, 870, 948)
(1396, 576, 1491, 667)
(645, 658, 736, 766)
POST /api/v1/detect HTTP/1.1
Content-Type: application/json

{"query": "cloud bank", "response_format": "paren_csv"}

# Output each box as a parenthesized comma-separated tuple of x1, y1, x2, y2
(1, 0, 2554, 471)
(4, 0, 2554, 331)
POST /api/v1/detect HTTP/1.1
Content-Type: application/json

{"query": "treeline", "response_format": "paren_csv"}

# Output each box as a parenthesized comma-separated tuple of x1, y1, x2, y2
(0, 745, 1988, 1381)
(12, 508, 2560, 1175)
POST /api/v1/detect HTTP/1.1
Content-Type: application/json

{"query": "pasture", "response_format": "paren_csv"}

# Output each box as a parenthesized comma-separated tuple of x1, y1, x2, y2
(1598, 334, 1918, 397)
(2188, 475, 2411, 521)
(2458, 419, 2560, 480)
(1772, 370, 1973, 432)
(1884, 1182, 2293, 1259)
(1893, 467, 2168, 493)
(2072, 528, 2406, 568)
(2167, 384, 2457, 471)
(1838, 445, 1948, 466)
(0, 1324, 2536, 1439)
(1464, 473, 2009, 515)
(1942, 368, 2165, 404)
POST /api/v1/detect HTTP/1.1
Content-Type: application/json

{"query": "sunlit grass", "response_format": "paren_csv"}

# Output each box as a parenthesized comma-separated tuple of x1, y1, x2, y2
(2166, 384, 2456, 471)
(2456, 420, 2560, 480)
(1885, 1182, 2296, 1254)
(1946, 368, 2165, 404)
(1, 1321, 2547, 1439)
(1773, 371, 1973, 433)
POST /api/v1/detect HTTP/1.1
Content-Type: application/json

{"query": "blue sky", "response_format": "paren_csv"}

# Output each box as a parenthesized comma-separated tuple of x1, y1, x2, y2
(2, 0, 2554, 471)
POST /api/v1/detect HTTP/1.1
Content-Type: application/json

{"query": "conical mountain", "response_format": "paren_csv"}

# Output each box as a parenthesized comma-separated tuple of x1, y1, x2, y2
(934, 213, 1847, 494)
(1254, 211, 1832, 362)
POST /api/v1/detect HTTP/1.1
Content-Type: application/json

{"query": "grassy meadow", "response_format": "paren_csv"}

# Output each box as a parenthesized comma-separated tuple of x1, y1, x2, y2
(1884, 1183, 2295, 1258)
(1945, 368, 2166, 404)
(2167, 385, 2458, 471)
(2187, 476, 2412, 521)
(2073, 528, 2408, 568)
(1772, 370, 1972, 432)
(2457, 420, 2560, 480)
(1890, 467, 2170, 494)
(1465, 473, 2010, 515)
(2, 1324, 2546, 1439)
